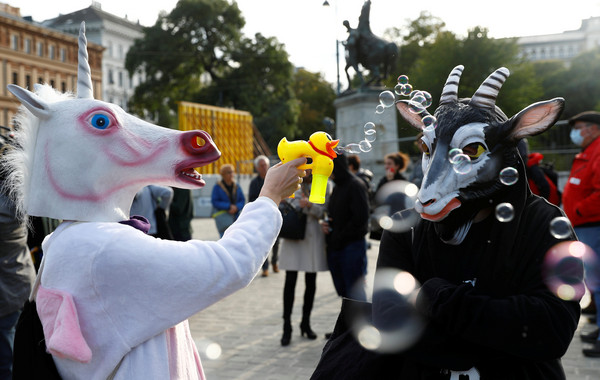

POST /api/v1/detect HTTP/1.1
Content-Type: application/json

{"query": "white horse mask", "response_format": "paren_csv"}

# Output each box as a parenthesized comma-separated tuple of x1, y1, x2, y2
(3, 22, 220, 222)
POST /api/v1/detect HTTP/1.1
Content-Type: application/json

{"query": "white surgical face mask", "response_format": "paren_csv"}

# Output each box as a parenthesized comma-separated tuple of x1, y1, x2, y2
(570, 128, 584, 146)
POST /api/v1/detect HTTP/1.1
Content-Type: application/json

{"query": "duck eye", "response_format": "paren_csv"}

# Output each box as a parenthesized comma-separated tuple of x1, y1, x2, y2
(325, 133, 332, 141)
(90, 113, 111, 130)
(462, 142, 486, 159)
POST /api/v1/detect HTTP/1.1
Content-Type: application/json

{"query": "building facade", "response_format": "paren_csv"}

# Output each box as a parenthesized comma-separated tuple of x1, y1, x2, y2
(0, 3, 103, 129)
(44, 2, 144, 111)
(517, 16, 600, 63)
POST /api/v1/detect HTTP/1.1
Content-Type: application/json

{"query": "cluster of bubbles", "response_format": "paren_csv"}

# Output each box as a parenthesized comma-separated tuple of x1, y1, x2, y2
(371, 181, 420, 233)
(349, 268, 424, 353)
(335, 122, 377, 154)
(492, 165, 591, 302)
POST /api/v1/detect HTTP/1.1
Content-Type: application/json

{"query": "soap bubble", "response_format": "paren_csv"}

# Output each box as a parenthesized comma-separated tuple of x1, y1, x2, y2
(543, 241, 587, 301)
(342, 143, 361, 154)
(408, 99, 426, 114)
(420, 91, 433, 108)
(359, 140, 372, 152)
(394, 83, 404, 95)
(195, 338, 222, 360)
(422, 115, 437, 130)
(379, 90, 396, 108)
(410, 92, 427, 107)
(448, 148, 463, 163)
(495, 202, 514, 222)
(549, 217, 572, 239)
(364, 122, 376, 134)
(451, 153, 472, 174)
(371, 182, 419, 233)
(397, 74, 409, 85)
(375, 104, 385, 114)
(365, 129, 376, 143)
(349, 268, 424, 353)
(499, 167, 519, 185)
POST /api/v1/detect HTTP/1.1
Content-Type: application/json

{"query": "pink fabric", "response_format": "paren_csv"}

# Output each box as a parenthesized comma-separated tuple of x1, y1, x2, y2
(36, 286, 92, 363)
(165, 321, 205, 380)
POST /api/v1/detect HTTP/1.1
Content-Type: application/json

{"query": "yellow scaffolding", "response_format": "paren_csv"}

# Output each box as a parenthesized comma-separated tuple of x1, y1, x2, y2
(178, 101, 255, 175)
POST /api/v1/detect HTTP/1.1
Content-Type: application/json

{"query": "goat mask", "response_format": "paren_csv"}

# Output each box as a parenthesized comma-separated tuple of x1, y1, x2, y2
(396, 65, 564, 244)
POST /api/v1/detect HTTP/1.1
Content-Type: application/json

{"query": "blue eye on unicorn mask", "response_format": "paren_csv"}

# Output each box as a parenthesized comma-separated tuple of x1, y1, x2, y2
(570, 128, 584, 146)
(395, 65, 564, 245)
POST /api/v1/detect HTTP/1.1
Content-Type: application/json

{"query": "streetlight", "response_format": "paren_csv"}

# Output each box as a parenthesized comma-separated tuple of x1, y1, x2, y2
(322, 0, 341, 95)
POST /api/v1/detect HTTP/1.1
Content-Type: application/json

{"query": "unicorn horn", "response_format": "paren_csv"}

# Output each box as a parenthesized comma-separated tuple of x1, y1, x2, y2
(77, 21, 94, 99)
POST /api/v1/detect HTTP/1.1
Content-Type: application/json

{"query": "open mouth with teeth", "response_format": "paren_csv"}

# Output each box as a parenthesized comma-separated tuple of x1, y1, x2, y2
(176, 155, 220, 187)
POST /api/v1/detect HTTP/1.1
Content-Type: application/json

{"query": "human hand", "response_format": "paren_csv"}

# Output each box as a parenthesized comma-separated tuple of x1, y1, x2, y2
(299, 195, 310, 208)
(228, 204, 238, 214)
(320, 218, 332, 235)
(259, 157, 307, 205)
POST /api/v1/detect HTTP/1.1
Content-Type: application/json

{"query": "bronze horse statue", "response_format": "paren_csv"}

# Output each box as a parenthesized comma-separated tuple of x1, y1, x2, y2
(343, 1, 398, 91)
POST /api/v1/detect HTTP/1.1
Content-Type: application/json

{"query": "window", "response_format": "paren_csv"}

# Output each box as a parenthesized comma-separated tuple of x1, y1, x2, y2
(118, 71, 123, 87)
(49, 45, 55, 60)
(61, 82, 66, 92)
(12, 72, 18, 85)
(50, 79, 55, 88)
(37, 42, 43, 57)
(60, 48, 66, 62)
(38, 77, 43, 84)
(11, 35, 18, 50)
(108, 69, 114, 85)
(26, 75, 31, 89)
(118, 45, 123, 59)
(25, 38, 32, 54)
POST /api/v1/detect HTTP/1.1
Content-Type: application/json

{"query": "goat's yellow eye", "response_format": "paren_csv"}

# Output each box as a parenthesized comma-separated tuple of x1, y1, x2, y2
(462, 143, 486, 159)
(421, 141, 430, 156)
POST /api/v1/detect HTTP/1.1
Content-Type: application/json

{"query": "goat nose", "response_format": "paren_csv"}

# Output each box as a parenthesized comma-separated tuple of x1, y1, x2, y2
(180, 130, 220, 156)
(422, 198, 436, 207)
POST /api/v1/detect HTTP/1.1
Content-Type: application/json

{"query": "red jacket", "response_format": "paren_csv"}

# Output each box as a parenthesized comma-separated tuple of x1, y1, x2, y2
(562, 137, 600, 227)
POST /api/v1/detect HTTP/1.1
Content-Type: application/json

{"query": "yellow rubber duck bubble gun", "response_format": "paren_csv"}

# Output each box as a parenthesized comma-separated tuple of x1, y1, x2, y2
(277, 131, 339, 204)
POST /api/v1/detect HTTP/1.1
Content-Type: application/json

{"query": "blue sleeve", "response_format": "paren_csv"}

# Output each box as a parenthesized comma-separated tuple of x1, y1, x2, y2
(211, 185, 230, 211)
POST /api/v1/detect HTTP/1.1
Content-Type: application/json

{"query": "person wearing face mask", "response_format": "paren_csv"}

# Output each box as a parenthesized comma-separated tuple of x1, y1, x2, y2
(562, 111, 600, 358)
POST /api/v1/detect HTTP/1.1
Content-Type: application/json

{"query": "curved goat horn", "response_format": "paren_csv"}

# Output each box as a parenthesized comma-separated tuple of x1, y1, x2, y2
(439, 65, 464, 105)
(77, 22, 94, 99)
(469, 67, 510, 109)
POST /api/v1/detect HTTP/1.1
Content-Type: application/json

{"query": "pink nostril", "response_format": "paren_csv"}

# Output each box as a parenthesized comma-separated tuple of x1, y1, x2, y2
(422, 199, 436, 206)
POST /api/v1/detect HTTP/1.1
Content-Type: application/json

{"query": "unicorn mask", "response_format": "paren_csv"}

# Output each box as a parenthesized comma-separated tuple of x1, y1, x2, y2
(4, 22, 220, 222)
(396, 65, 564, 244)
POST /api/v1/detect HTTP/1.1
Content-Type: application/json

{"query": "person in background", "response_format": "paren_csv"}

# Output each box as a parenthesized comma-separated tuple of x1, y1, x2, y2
(278, 171, 330, 346)
(347, 154, 373, 192)
(321, 154, 370, 301)
(561, 111, 600, 357)
(249, 155, 279, 276)
(212, 164, 246, 237)
(0, 189, 35, 379)
(408, 132, 425, 189)
(375, 151, 410, 192)
(130, 185, 174, 239)
(168, 187, 195, 241)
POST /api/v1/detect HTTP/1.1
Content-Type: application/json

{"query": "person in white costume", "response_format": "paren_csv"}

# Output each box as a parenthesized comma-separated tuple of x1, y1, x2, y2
(2, 22, 306, 380)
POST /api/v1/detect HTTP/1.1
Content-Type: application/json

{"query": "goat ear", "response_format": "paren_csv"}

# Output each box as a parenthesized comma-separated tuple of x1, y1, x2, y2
(7, 84, 51, 119)
(396, 100, 430, 131)
(506, 98, 565, 141)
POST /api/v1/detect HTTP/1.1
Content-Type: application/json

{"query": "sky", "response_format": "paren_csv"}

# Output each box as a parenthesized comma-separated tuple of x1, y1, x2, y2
(14, 0, 600, 89)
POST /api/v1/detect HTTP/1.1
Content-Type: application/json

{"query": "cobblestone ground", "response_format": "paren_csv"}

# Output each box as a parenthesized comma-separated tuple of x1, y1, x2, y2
(189, 218, 600, 380)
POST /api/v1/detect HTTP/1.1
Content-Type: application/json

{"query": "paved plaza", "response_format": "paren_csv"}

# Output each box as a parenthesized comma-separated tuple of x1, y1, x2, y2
(188, 218, 600, 380)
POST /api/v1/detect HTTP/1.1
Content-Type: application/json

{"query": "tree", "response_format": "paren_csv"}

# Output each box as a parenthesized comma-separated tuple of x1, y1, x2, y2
(125, 0, 300, 151)
(291, 69, 336, 139)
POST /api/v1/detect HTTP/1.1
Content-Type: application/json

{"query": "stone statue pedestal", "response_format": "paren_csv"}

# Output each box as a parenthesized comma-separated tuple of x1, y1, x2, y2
(334, 89, 399, 184)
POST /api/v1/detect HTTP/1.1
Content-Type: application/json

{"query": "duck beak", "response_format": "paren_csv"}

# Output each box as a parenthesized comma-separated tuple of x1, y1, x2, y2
(327, 139, 340, 158)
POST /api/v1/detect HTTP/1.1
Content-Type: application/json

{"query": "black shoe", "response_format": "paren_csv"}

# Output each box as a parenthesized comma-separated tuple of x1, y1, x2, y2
(300, 323, 317, 340)
(583, 341, 600, 358)
(281, 328, 292, 346)
(581, 328, 599, 344)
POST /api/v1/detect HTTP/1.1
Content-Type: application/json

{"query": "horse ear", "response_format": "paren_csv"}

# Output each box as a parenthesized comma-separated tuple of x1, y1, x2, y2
(7, 84, 51, 119)
(505, 98, 565, 142)
(396, 100, 429, 131)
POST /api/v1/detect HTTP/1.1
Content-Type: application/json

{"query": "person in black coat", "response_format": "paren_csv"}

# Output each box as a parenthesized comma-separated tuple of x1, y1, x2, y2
(321, 154, 370, 301)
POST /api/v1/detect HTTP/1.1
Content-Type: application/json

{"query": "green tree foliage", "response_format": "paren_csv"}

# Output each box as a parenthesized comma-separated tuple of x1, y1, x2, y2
(125, 0, 300, 151)
(291, 69, 336, 139)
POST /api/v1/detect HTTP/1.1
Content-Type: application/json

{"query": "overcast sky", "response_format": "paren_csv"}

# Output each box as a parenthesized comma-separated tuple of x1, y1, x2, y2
(15, 0, 600, 88)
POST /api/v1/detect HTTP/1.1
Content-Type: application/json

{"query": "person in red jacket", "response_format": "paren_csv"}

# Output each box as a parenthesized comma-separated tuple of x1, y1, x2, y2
(562, 111, 600, 357)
